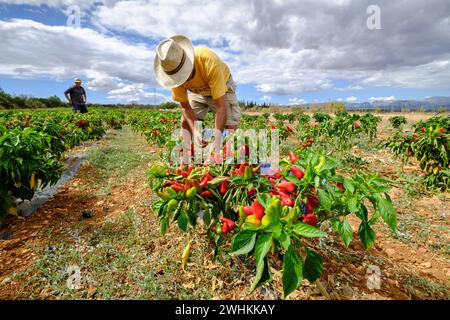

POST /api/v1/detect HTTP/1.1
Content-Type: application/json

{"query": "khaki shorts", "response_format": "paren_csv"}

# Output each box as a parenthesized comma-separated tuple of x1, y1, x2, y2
(188, 76, 241, 126)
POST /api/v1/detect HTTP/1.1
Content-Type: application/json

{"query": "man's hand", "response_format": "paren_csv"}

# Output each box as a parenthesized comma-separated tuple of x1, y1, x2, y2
(67, 99, 72, 104)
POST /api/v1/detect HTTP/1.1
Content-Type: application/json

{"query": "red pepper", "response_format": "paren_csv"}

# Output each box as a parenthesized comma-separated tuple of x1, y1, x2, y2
(176, 169, 189, 179)
(247, 187, 257, 197)
(277, 181, 296, 194)
(336, 182, 345, 193)
(166, 168, 172, 174)
(353, 121, 360, 129)
(200, 190, 213, 198)
(440, 128, 445, 134)
(200, 173, 213, 188)
(252, 199, 265, 220)
(220, 217, 236, 231)
(221, 222, 230, 234)
(171, 183, 185, 193)
(162, 180, 173, 188)
(303, 213, 318, 226)
(304, 203, 314, 214)
(306, 194, 320, 208)
(239, 163, 246, 175)
(420, 127, 425, 134)
(219, 180, 229, 194)
(243, 206, 254, 215)
(413, 133, 419, 139)
(290, 166, 304, 179)
(289, 151, 299, 164)
(307, 137, 314, 143)
(210, 225, 217, 231)
(280, 192, 295, 207)
(231, 169, 242, 176)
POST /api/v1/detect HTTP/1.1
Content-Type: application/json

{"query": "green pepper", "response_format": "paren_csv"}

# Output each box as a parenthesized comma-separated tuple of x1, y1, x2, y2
(157, 190, 171, 201)
(166, 199, 178, 212)
(243, 166, 252, 180)
(186, 187, 198, 199)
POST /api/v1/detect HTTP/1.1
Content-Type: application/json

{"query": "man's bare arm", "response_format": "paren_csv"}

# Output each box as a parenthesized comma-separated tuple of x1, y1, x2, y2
(212, 95, 227, 155)
(180, 101, 196, 136)
(64, 93, 71, 103)
(213, 95, 227, 133)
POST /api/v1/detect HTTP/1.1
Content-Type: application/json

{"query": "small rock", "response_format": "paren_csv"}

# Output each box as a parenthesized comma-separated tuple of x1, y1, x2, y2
(81, 210, 95, 219)
(0, 229, 13, 240)
(385, 248, 396, 257)
(87, 285, 97, 297)
(341, 285, 354, 298)
(1, 277, 11, 285)
(421, 262, 432, 269)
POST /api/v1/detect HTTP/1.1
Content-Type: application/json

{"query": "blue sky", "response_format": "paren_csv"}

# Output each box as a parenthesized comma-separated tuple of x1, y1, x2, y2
(0, 1, 449, 105)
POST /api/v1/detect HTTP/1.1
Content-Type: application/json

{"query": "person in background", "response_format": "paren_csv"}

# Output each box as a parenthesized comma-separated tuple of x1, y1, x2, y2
(64, 78, 88, 114)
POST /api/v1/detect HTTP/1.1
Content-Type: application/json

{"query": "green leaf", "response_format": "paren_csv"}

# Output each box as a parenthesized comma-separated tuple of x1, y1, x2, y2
(343, 178, 355, 194)
(292, 222, 326, 238)
(256, 193, 271, 209)
(160, 216, 169, 236)
(338, 219, 353, 247)
(249, 233, 273, 292)
(282, 246, 302, 297)
(250, 258, 271, 294)
(317, 189, 332, 211)
(358, 222, 375, 249)
(303, 248, 323, 283)
(376, 196, 397, 231)
(254, 233, 273, 268)
(283, 175, 302, 185)
(274, 230, 291, 250)
(177, 211, 189, 232)
(165, 187, 177, 199)
(230, 230, 257, 256)
(346, 196, 359, 213)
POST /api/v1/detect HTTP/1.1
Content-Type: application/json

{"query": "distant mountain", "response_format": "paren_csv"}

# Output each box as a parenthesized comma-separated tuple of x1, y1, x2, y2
(297, 96, 450, 111)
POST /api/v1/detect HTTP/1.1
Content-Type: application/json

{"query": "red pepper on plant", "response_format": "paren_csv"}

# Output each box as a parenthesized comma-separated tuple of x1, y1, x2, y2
(277, 181, 296, 194)
(200, 190, 213, 198)
(303, 213, 318, 226)
(252, 199, 265, 220)
(290, 166, 304, 179)
(289, 151, 299, 164)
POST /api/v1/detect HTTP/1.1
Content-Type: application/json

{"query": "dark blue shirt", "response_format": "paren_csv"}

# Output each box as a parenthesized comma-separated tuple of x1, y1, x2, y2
(64, 85, 86, 105)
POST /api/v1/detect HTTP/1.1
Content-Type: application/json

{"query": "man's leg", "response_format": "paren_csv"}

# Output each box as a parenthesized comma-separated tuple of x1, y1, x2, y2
(72, 104, 79, 115)
(80, 104, 88, 114)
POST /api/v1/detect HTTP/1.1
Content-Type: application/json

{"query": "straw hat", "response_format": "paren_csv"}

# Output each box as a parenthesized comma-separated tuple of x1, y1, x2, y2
(153, 35, 195, 88)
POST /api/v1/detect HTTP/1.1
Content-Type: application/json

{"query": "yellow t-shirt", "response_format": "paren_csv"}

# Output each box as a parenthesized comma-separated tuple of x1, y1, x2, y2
(172, 46, 231, 102)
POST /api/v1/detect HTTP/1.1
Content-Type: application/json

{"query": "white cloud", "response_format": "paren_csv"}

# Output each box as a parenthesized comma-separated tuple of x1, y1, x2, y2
(368, 96, 396, 102)
(288, 97, 307, 105)
(0, 18, 155, 96)
(260, 95, 272, 101)
(108, 83, 170, 104)
(346, 96, 357, 102)
(337, 98, 343, 101)
(335, 84, 364, 91)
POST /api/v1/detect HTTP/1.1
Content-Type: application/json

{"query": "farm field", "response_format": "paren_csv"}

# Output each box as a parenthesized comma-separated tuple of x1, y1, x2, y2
(0, 108, 448, 300)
